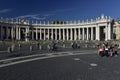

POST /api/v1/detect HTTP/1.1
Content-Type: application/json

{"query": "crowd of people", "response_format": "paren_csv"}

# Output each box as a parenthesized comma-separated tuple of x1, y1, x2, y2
(98, 43, 118, 57)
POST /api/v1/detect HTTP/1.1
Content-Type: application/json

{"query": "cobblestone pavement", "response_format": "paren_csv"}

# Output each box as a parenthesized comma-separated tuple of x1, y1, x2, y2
(0, 49, 120, 80)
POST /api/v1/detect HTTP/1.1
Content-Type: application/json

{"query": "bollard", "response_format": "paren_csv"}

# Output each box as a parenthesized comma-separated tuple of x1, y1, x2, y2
(47, 45, 50, 50)
(30, 46, 33, 51)
(8, 47, 12, 53)
(85, 44, 87, 48)
(93, 45, 95, 48)
(18, 44, 21, 50)
(39, 45, 42, 50)
(11, 44, 14, 52)
(63, 44, 65, 48)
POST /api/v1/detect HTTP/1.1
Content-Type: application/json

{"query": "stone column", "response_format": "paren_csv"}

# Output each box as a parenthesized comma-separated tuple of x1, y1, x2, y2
(87, 27, 89, 40)
(44, 29, 46, 40)
(48, 29, 49, 40)
(67, 28, 69, 40)
(55, 29, 57, 40)
(91, 27, 93, 40)
(82, 28, 84, 40)
(78, 28, 80, 40)
(25, 28, 29, 42)
(51, 29, 53, 40)
(36, 28, 38, 40)
(63, 28, 65, 40)
(107, 23, 111, 40)
(59, 29, 61, 40)
(96, 26, 100, 40)
(40, 28, 41, 40)
(16, 27, 18, 40)
(70, 28, 73, 40)
(18, 27, 19, 40)
(13, 26, 15, 40)
(25, 28, 27, 37)
(74, 28, 76, 40)
(11, 27, 14, 40)
(18, 27, 21, 40)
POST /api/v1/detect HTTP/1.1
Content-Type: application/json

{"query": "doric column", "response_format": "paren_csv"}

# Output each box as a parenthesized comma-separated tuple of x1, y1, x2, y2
(71, 28, 73, 40)
(87, 27, 89, 40)
(74, 28, 76, 40)
(107, 23, 111, 40)
(16, 27, 18, 40)
(91, 27, 93, 40)
(82, 28, 84, 40)
(67, 28, 69, 40)
(13, 26, 15, 40)
(36, 28, 38, 40)
(18, 27, 20, 40)
(78, 28, 80, 40)
(55, 29, 57, 40)
(59, 29, 61, 40)
(40, 28, 41, 40)
(51, 29, 53, 40)
(25, 28, 27, 39)
(25, 27, 29, 41)
(63, 28, 65, 40)
(96, 26, 100, 40)
(18, 27, 21, 40)
(25, 28, 28, 37)
(27, 27, 29, 40)
(48, 29, 49, 40)
(44, 29, 46, 40)
(11, 27, 14, 40)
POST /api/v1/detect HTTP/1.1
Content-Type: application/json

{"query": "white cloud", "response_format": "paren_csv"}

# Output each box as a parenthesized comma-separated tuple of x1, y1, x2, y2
(15, 13, 55, 20)
(32, 16, 46, 20)
(14, 8, 73, 20)
(0, 9, 12, 14)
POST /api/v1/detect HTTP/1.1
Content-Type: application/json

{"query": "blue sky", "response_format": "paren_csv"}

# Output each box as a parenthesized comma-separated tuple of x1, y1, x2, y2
(0, 0, 120, 22)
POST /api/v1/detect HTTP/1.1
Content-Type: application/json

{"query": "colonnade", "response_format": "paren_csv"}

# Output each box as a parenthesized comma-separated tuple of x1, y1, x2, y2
(0, 25, 29, 40)
(0, 14, 114, 41)
(0, 23, 113, 41)
(32, 27, 96, 41)
(0, 14, 113, 41)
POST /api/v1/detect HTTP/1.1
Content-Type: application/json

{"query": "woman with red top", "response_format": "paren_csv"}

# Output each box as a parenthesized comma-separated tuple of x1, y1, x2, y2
(98, 46, 104, 57)
(113, 47, 118, 56)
